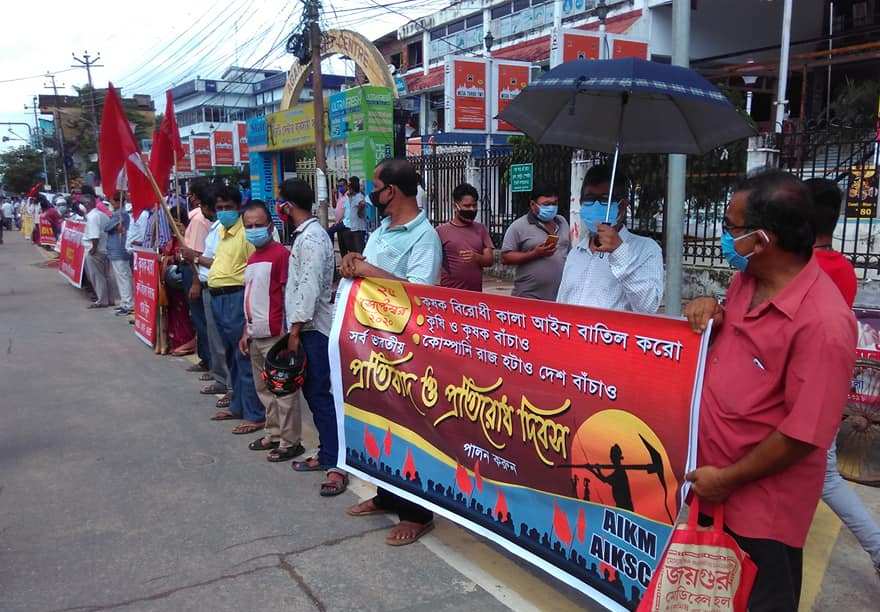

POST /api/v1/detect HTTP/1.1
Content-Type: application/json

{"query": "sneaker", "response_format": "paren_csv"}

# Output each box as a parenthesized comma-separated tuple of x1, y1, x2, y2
(115, 308, 132, 316)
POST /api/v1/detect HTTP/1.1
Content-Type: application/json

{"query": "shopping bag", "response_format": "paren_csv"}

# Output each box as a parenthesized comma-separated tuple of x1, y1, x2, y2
(637, 497, 756, 612)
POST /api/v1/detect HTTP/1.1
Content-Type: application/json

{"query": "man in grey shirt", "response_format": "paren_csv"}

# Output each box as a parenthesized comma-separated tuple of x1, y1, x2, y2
(501, 181, 571, 301)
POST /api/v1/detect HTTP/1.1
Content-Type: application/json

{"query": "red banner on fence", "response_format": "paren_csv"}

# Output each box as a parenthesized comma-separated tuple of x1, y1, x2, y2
(133, 249, 159, 347)
(330, 279, 710, 611)
(38, 215, 57, 247)
(58, 220, 86, 287)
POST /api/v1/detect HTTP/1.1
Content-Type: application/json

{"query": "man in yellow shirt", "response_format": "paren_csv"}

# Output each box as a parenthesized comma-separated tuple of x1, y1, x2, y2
(200, 185, 264, 432)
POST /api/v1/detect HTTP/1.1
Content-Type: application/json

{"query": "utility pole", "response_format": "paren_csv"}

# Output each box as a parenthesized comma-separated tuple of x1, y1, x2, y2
(24, 97, 50, 187)
(773, 0, 793, 132)
(306, 0, 329, 226)
(71, 51, 103, 151)
(664, 0, 690, 317)
(44, 72, 70, 193)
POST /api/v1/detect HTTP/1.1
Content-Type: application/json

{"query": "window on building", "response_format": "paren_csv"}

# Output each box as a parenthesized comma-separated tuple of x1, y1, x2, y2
(465, 15, 483, 29)
(430, 26, 446, 39)
(407, 41, 423, 67)
(390, 52, 402, 70)
(491, 2, 511, 19)
(447, 19, 464, 34)
(513, 0, 530, 12)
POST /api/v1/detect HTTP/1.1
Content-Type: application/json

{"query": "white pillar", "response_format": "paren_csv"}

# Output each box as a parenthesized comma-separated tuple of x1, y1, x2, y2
(419, 93, 429, 135)
(774, 0, 793, 132)
(422, 30, 430, 76)
(569, 151, 590, 244)
(550, 0, 564, 67)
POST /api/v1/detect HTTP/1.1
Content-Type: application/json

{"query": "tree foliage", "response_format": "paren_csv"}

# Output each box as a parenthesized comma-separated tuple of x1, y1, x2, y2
(0, 146, 44, 193)
(829, 78, 880, 129)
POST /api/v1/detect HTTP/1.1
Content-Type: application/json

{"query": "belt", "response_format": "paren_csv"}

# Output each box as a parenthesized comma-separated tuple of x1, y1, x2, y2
(209, 285, 244, 296)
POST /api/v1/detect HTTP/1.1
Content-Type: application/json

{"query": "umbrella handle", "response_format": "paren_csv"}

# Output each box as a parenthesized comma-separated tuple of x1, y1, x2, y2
(604, 92, 629, 224)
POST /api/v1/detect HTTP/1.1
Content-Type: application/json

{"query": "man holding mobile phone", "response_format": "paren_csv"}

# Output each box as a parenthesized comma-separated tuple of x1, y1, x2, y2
(501, 181, 571, 301)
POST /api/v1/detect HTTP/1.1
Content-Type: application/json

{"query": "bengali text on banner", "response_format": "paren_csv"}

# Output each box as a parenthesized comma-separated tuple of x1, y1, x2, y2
(329, 278, 710, 612)
(38, 215, 57, 247)
(57, 220, 86, 288)
(132, 249, 159, 347)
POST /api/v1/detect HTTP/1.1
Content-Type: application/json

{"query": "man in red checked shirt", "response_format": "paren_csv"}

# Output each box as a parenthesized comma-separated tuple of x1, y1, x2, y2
(685, 170, 857, 612)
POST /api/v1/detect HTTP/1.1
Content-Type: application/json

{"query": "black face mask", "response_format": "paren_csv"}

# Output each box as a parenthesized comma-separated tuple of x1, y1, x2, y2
(457, 208, 477, 222)
(369, 185, 391, 218)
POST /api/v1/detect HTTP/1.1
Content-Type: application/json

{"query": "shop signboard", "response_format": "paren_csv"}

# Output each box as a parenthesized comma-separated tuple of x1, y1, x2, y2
(176, 140, 192, 173)
(212, 130, 235, 166)
(551, 30, 648, 68)
(236, 122, 249, 163)
(846, 167, 878, 219)
(492, 60, 531, 133)
(247, 103, 330, 153)
(445, 57, 488, 132)
(329, 86, 394, 140)
(191, 137, 213, 171)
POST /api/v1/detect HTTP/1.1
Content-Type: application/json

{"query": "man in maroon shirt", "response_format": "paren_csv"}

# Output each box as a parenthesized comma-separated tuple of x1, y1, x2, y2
(436, 183, 494, 291)
(686, 170, 857, 611)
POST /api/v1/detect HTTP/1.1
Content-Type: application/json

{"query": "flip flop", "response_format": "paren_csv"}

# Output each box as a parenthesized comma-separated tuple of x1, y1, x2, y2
(292, 453, 328, 471)
(385, 521, 434, 546)
(186, 362, 209, 373)
(231, 422, 265, 435)
(200, 382, 227, 395)
(268, 444, 305, 463)
(210, 411, 239, 421)
(199, 373, 214, 381)
(215, 392, 233, 409)
(346, 498, 393, 517)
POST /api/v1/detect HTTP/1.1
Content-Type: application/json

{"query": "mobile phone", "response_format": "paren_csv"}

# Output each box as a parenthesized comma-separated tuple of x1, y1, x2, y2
(543, 234, 559, 248)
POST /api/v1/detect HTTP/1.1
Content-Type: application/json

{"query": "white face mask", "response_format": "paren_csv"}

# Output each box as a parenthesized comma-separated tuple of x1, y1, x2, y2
(124, 202, 132, 212)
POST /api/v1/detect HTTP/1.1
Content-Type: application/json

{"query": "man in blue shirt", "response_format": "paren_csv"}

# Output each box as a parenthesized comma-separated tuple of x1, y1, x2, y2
(106, 192, 133, 315)
(341, 159, 441, 546)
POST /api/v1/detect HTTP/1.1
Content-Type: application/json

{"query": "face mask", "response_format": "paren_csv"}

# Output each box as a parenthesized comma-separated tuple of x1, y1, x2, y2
(535, 204, 558, 222)
(124, 202, 132, 212)
(580, 201, 619, 234)
(370, 186, 390, 218)
(721, 229, 759, 272)
(338, 185, 346, 194)
(245, 227, 271, 248)
(457, 208, 477, 222)
(217, 210, 239, 228)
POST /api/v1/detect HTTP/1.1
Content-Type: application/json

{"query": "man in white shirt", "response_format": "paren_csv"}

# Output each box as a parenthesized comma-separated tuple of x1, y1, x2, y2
(556, 165, 664, 313)
(82, 193, 115, 308)
(342, 176, 367, 254)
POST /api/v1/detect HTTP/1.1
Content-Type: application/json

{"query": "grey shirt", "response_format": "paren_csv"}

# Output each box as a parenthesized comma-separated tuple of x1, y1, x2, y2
(285, 217, 335, 337)
(501, 213, 571, 301)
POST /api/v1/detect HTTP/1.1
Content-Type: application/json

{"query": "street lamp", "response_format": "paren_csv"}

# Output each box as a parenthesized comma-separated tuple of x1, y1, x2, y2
(742, 75, 759, 117)
(483, 31, 495, 155)
(591, 0, 610, 60)
(484, 31, 494, 54)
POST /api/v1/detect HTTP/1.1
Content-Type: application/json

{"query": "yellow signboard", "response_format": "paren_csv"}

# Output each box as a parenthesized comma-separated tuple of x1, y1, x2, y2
(248, 103, 330, 153)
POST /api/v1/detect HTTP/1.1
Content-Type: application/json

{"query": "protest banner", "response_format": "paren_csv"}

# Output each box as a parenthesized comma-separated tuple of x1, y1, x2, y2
(132, 249, 159, 347)
(57, 220, 86, 288)
(330, 279, 710, 612)
(38, 215, 57, 247)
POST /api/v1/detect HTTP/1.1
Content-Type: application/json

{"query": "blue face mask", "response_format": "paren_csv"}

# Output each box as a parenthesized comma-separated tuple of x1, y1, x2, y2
(245, 227, 271, 248)
(217, 210, 239, 228)
(536, 204, 558, 222)
(580, 201, 619, 234)
(720, 229, 758, 271)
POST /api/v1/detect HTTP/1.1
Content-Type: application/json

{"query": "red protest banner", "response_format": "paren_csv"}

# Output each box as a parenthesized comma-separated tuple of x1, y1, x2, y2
(132, 249, 159, 347)
(58, 220, 86, 288)
(38, 215, 57, 247)
(330, 279, 710, 611)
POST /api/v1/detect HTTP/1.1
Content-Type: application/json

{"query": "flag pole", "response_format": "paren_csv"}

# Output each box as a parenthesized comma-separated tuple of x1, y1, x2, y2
(143, 161, 185, 245)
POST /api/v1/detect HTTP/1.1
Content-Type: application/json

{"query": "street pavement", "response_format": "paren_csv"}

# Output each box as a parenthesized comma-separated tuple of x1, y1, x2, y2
(0, 234, 878, 611)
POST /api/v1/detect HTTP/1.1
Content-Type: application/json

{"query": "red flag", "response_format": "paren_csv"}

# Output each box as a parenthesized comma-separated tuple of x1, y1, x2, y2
(473, 460, 483, 492)
(383, 426, 393, 456)
(553, 503, 573, 547)
(455, 463, 473, 497)
(99, 83, 153, 215)
(576, 507, 586, 544)
(149, 90, 185, 198)
(363, 425, 380, 461)
(402, 448, 417, 481)
(494, 489, 509, 522)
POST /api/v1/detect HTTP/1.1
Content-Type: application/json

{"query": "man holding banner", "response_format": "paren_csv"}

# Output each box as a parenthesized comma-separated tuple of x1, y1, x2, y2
(686, 170, 858, 611)
(342, 159, 442, 545)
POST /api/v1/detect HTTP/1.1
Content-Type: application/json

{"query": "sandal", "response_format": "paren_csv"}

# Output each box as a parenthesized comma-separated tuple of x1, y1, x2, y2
(186, 362, 209, 372)
(291, 455, 324, 471)
(210, 411, 239, 421)
(346, 498, 393, 517)
(320, 472, 349, 497)
(171, 347, 195, 357)
(215, 392, 233, 409)
(268, 443, 305, 463)
(248, 437, 279, 451)
(200, 382, 227, 395)
(231, 421, 265, 435)
(199, 373, 214, 381)
(385, 521, 434, 547)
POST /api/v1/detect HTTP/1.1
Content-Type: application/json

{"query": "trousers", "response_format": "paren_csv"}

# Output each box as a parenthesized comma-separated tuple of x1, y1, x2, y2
(110, 258, 133, 310)
(85, 251, 113, 306)
(249, 335, 301, 448)
(202, 286, 230, 388)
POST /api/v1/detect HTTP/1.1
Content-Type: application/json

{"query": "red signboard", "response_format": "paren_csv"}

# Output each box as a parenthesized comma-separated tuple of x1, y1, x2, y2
(563, 32, 601, 62)
(613, 39, 649, 60)
(236, 122, 249, 163)
(495, 62, 531, 132)
(212, 130, 235, 166)
(58, 220, 86, 288)
(176, 141, 192, 172)
(191, 137, 212, 171)
(133, 249, 159, 347)
(449, 58, 487, 131)
(330, 278, 709, 611)
(38, 215, 57, 247)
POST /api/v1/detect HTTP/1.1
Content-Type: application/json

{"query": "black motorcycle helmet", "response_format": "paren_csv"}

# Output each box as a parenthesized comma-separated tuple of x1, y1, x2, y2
(261, 333, 307, 396)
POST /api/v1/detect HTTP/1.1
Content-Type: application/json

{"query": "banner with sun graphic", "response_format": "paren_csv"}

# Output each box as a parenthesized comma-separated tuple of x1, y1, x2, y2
(329, 278, 711, 612)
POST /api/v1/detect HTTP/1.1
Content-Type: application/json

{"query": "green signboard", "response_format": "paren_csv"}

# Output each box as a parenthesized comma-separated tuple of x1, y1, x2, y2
(510, 163, 533, 193)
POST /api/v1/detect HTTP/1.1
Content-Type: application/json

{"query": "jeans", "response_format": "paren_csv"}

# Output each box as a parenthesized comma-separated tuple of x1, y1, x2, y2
(301, 331, 338, 467)
(824, 438, 880, 568)
(182, 266, 210, 367)
(202, 287, 229, 388)
(210, 289, 264, 423)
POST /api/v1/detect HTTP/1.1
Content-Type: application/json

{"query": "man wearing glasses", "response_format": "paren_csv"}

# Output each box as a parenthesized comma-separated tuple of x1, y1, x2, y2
(556, 164, 663, 312)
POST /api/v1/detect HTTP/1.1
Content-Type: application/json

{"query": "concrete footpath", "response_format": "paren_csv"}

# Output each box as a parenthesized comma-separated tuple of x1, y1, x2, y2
(0, 235, 878, 611)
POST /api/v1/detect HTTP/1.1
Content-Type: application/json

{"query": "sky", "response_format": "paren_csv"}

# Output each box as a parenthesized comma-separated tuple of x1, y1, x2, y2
(0, 0, 444, 155)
